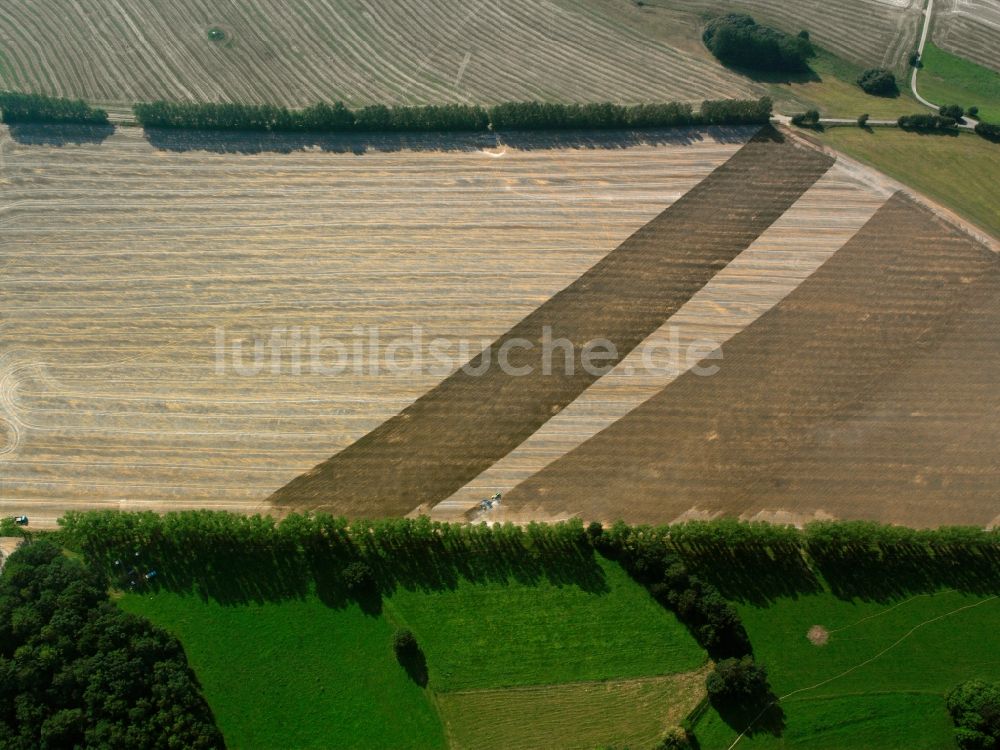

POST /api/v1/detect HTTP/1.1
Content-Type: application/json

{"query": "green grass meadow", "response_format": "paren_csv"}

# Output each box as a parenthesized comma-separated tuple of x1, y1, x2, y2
(119, 553, 705, 749)
(770, 48, 919, 119)
(117, 592, 448, 750)
(818, 127, 1000, 239)
(386, 555, 706, 693)
(694, 589, 1000, 748)
(919, 43, 1000, 123)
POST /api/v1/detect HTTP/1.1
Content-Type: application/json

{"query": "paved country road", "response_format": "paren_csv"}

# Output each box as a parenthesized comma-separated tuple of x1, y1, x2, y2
(911, 0, 979, 128)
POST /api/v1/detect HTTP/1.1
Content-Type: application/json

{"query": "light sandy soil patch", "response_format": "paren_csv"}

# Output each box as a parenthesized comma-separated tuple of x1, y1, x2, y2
(0, 124, 753, 528)
(808, 625, 830, 646)
(433, 161, 890, 520)
(500, 193, 1000, 528)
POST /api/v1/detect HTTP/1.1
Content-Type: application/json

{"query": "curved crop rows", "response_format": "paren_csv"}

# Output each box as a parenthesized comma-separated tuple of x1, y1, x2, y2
(661, 0, 923, 71)
(0, 123, 752, 527)
(0, 0, 752, 106)
(933, 0, 1000, 73)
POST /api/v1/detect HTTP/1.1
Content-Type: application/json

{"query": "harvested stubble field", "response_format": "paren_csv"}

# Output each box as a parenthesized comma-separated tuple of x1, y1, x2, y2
(0, 0, 751, 107)
(500, 193, 1000, 529)
(436, 667, 710, 750)
(0, 0, 954, 109)
(271, 130, 836, 517)
(932, 0, 1000, 73)
(436, 162, 892, 518)
(660, 0, 923, 72)
(0, 122, 756, 527)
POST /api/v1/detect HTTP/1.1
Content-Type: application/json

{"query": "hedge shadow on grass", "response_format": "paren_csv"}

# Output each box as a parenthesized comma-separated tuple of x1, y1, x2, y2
(117, 529, 610, 616)
(8, 122, 115, 146)
(674, 542, 1000, 605)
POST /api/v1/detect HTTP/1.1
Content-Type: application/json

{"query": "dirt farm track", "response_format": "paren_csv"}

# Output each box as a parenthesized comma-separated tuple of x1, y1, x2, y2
(1, 122, 997, 529)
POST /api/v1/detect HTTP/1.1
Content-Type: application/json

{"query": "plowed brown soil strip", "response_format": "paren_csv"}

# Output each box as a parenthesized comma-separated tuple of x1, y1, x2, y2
(500, 193, 1000, 528)
(269, 130, 834, 516)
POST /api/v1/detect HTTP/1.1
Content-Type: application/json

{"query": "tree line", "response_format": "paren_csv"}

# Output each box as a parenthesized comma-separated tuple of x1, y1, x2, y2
(0, 541, 223, 749)
(0, 91, 109, 125)
(131, 97, 773, 132)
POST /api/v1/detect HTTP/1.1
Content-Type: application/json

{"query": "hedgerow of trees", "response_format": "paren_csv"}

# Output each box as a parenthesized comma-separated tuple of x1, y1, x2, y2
(898, 112, 959, 131)
(857, 68, 898, 96)
(946, 680, 1000, 749)
(132, 97, 773, 133)
(0, 91, 109, 125)
(702, 14, 814, 72)
(939, 104, 965, 121)
(0, 541, 223, 749)
(975, 121, 1000, 142)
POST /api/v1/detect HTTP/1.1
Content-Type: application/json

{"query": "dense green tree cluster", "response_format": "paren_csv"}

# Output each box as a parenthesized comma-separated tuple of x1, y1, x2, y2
(706, 656, 770, 701)
(132, 97, 772, 133)
(939, 104, 966, 121)
(0, 541, 223, 750)
(898, 112, 959, 131)
(790, 109, 821, 128)
(0, 91, 108, 125)
(857, 68, 899, 96)
(702, 14, 814, 72)
(947, 680, 1000, 749)
(975, 121, 1000, 142)
(592, 521, 751, 658)
(697, 97, 774, 125)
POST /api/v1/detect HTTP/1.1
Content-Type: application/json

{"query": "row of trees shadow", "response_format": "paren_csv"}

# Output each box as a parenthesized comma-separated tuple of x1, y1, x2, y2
(61, 512, 609, 612)
(4, 121, 753, 152)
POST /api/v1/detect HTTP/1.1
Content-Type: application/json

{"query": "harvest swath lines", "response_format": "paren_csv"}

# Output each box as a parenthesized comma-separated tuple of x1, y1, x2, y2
(271, 131, 836, 517)
(933, 0, 1000, 72)
(0, 123, 753, 527)
(0, 0, 751, 106)
(501, 194, 1000, 528)
(665, 0, 923, 71)
(434, 162, 892, 520)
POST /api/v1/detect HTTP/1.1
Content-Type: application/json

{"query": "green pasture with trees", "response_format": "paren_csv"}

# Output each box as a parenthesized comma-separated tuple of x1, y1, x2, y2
(39, 513, 1000, 749)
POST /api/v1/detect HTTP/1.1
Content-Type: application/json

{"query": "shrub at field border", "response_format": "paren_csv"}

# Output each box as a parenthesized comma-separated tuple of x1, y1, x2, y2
(132, 97, 773, 133)
(0, 90, 108, 125)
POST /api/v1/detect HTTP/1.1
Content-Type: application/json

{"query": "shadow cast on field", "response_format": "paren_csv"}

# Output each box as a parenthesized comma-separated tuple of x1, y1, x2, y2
(142, 124, 756, 154)
(8, 122, 115, 146)
(118, 529, 610, 615)
(674, 540, 1000, 605)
